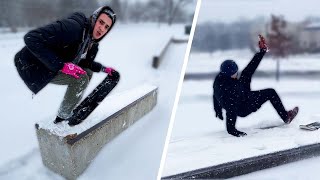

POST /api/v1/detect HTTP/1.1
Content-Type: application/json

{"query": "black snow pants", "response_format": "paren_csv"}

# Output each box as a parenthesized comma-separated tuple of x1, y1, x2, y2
(239, 68, 288, 122)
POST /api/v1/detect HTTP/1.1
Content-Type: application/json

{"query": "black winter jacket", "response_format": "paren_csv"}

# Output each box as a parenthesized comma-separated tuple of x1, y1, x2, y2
(14, 12, 104, 94)
(213, 51, 266, 129)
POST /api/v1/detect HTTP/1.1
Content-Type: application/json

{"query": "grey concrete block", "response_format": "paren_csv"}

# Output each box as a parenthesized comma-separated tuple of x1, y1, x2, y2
(36, 88, 157, 180)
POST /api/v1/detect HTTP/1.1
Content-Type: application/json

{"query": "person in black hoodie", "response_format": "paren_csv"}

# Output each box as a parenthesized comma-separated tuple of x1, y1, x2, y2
(213, 35, 299, 137)
(14, 6, 118, 123)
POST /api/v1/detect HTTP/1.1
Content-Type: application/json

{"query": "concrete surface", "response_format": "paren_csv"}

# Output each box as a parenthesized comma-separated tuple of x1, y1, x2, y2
(36, 88, 158, 180)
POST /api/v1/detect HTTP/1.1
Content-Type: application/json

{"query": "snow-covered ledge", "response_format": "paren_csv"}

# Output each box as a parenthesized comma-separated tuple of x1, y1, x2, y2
(35, 84, 158, 180)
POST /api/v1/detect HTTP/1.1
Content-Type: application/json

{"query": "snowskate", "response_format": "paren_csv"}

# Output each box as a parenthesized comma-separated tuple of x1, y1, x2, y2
(67, 71, 120, 126)
(300, 122, 320, 131)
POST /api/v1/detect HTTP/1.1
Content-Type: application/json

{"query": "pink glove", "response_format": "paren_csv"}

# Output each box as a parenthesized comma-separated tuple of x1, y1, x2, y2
(61, 62, 86, 79)
(103, 67, 115, 76)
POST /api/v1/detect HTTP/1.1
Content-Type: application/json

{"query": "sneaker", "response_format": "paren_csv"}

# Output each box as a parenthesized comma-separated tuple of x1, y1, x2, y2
(285, 107, 299, 124)
(54, 116, 65, 124)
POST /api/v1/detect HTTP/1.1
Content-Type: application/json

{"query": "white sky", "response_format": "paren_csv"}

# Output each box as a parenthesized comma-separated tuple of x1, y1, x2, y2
(198, 0, 320, 23)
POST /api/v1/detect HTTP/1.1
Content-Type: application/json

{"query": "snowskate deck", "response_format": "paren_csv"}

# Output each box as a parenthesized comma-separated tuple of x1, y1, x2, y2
(259, 125, 283, 130)
(67, 71, 120, 126)
(258, 123, 286, 130)
(299, 122, 320, 131)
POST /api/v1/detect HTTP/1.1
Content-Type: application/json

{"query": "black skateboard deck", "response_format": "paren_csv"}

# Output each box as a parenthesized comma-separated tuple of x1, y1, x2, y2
(67, 71, 120, 126)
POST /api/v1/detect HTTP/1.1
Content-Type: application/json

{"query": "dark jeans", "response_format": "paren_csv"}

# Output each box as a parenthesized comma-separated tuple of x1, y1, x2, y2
(239, 69, 288, 121)
(50, 69, 93, 119)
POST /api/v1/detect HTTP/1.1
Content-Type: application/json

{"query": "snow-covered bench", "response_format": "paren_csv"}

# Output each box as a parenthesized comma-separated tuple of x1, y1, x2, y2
(35, 85, 157, 180)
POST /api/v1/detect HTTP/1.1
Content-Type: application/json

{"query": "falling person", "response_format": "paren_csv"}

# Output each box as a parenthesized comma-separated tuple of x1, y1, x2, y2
(213, 35, 299, 137)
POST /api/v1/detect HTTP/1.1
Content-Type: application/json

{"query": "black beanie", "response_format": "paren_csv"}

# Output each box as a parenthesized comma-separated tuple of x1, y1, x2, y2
(220, 60, 238, 76)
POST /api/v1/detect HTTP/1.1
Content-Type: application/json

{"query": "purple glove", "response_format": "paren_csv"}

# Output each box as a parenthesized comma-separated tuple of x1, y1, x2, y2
(102, 67, 115, 76)
(61, 62, 86, 79)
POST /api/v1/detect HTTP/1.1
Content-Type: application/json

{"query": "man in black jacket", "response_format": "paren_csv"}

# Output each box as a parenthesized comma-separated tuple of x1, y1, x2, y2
(213, 35, 298, 137)
(14, 6, 117, 123)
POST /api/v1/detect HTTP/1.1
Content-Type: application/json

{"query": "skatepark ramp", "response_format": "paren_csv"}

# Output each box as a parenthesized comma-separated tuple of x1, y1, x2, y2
(152, 37, 189, 69)
(162, 143, 320, 179)
(35, 85, 158, 180)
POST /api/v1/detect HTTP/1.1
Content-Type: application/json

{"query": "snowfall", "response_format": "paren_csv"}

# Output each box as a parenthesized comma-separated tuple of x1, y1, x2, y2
(161, 49, 320, 179)
(0, 23, 189, 180)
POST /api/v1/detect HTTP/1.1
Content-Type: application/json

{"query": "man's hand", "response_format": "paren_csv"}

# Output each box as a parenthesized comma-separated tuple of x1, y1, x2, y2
(258, 34, 269, 52)
(228, 129, 247, 137)
(61, 62, 86, 79)
(102, 66, 115, 76)
(216, 112, 223, 120)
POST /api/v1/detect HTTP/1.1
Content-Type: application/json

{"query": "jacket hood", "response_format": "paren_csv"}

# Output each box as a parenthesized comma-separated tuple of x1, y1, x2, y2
(90, 5, 116, 42)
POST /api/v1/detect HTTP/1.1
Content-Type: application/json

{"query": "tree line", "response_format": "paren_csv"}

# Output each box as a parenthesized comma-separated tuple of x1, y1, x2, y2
(192, 15, 320, 54)
(0, 0, 194, 32)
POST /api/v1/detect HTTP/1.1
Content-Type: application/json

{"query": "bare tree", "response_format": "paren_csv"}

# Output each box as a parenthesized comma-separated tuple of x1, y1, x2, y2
(0, 0, 19, 32)
(266, 15, 293, 81)
(164, 0, 193, 25)
(109, 0, 125, 21)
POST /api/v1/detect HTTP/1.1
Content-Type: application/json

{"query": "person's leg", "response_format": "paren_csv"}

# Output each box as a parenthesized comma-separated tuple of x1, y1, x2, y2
(51, 69, 93, 119)
(252, 88, 288, 121)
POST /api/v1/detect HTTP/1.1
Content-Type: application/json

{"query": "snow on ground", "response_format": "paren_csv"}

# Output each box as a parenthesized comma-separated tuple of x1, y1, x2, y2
(187, 49, 320, 73)
(0, 23, 188, 179)
(162, 50, 320, 177)
(232, 155, 320, 180)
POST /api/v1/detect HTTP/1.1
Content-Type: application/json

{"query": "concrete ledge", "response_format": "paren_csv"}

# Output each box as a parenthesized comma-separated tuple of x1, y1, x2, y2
(36, 86, 157, 180)
(152, 37, 188, 69)
(162, 143, 320, 179)
(153, 38, 172, 69)
(171, 38, 188, 44)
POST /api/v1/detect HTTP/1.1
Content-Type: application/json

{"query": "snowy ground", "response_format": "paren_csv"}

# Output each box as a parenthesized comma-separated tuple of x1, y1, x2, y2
(0, 23, 188, 179)
(162, 50, 320, 177)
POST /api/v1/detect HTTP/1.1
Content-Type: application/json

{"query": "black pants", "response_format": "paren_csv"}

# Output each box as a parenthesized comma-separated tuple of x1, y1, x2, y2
(239, 70, 288, 121)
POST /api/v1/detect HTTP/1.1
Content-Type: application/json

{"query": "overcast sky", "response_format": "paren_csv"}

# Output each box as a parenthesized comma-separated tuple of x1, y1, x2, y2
(198, 0, 320, 23)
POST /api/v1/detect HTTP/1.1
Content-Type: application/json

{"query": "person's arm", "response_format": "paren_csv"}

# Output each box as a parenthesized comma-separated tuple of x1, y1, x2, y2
(79, 43, 103, 72)
(241, 34, 268, 77)
(226, 110, 238, 133)
(241, 51, 266, 78)
(213, 95, 223, 120)
(24, 12, 86, 72)
(224, 88, 247, 137)
(79, 43, 116, 76)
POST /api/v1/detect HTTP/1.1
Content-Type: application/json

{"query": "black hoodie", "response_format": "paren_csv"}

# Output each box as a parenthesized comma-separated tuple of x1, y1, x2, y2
(14, 8, 114, 94)
(213, 51, 266, 131)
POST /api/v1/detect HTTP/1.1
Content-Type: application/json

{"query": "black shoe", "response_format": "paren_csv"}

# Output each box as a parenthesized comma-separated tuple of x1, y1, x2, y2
(228, 129, 247, 137)
(54, 116, 66, 124)
(68, 118, 83, 126)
